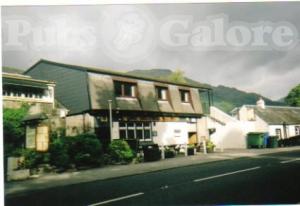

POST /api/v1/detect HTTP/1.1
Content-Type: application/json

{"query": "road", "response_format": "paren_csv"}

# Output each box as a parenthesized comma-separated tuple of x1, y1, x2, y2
(6, 150, 300, 205)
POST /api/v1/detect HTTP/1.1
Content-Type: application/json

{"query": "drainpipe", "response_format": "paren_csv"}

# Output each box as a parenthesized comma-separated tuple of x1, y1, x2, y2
(108, 100, 113, 141)
(283, 121, 287, 139)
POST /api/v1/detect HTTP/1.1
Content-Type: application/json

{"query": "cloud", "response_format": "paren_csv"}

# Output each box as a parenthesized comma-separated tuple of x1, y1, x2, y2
(2, 3, 300, 100)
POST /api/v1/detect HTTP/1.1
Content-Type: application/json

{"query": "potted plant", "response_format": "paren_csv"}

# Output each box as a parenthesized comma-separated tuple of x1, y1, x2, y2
(187, 144, 196, 155)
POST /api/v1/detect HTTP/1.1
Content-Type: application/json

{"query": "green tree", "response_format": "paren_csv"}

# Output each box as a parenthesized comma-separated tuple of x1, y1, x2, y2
(168, 69, 186, 84)
(285, 84, 300, 106)
(3, 104, 29, 155)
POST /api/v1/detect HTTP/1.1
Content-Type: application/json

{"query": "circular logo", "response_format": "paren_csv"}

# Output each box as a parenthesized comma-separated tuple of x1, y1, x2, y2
(99, 5, 156, 64)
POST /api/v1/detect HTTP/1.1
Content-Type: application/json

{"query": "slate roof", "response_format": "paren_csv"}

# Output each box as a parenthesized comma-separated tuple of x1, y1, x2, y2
(246, 105, 300, 125)
(25, 59, 209, 116)
(27, 59, 211, 90)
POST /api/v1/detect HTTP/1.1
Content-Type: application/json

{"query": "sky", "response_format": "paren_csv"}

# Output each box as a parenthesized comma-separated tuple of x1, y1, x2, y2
(2, 2, 300, 100)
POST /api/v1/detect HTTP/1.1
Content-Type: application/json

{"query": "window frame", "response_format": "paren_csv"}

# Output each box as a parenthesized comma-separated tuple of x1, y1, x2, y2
(118, 121, 153, 141)
(156, 86, 169, 101)
(179, 89, 191, 103)
(275, 128, 282, 139)
(114, 81, 137, 98)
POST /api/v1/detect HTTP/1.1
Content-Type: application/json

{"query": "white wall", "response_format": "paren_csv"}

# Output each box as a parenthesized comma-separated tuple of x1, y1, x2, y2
(153, 122, 189, 146)
(210, 120, 251, 149)
(269, 124, 300, 138)
(208, 106, 268, 149)
(66, 113, 95, 136)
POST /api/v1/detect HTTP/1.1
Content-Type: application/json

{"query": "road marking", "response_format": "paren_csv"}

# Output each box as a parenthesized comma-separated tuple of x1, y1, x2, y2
(88, 192, 144, 206)
(193, 166, 261, 182)
(280, 158, 300, 164)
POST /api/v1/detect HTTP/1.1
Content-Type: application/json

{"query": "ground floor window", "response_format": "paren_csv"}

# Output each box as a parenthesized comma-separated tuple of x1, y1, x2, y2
(275, 128, 282, 139)
(119, 122, 153, 141)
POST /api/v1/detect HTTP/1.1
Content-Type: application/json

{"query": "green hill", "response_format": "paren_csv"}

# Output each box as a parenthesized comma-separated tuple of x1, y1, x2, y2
(127, 69, 285, 113)
(2, 66, 23, 74)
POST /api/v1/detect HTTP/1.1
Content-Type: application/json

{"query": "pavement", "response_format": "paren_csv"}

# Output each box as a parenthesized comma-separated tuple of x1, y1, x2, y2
(5, 146, 300, 196)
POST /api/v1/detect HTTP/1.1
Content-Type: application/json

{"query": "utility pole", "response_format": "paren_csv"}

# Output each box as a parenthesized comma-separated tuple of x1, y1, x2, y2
(108, 100, 113, 140)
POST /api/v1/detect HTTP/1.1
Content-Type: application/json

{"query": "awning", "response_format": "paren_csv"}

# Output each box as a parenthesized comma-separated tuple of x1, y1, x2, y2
(3, 78, 49, 89)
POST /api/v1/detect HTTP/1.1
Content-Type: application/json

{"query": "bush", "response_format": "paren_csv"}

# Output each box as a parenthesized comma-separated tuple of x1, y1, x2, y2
(19, 149, 46, 169)
(206, 140, 215, 153)
(49, 138, 70, 169)
(143, 144, 161, 162)
(3, 104, 29, 156)
(278, 135, 300, 147)
(164, 147, 176, 158)
(108, 140, 134, 164)
(187, 145, 195, 156)
(68, 134, 103, 168)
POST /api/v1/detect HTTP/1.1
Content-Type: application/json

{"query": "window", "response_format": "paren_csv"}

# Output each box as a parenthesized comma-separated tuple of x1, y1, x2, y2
(180, 90, 190, 103)
(114, 81, 136, 98)
(3, 85, 47, 100)
(156, 86, 168, 100)
(275, 128, 282, 139)
(295, 126, 300, 136)
(118, 122, 153, 141)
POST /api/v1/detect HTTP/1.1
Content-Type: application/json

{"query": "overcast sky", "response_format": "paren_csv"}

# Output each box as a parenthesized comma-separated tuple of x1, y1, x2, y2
(2, 2, 300, 100)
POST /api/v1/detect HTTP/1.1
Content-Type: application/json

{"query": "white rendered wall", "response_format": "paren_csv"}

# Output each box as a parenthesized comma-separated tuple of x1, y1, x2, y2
(153, 122, 189, 146)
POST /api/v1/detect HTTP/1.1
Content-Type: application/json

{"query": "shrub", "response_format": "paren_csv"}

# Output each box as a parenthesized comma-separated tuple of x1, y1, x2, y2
(108, 140, 134, 164)
(49, 138, 70, 169)
(68, 134, 103, 168)
(206, 140, 215, 152)
(19, 149, 46, 169)
(3, 104, 29, 156)
(164, 147, 176, 158)
(187, 145, 195, 156)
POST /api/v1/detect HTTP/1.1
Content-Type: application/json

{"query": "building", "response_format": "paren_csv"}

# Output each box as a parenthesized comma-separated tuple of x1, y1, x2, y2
(2, 72, 67, 151)
(24, 59, 212, 150)
(231, 98, 300, 139)
(207, 98, 300, 149)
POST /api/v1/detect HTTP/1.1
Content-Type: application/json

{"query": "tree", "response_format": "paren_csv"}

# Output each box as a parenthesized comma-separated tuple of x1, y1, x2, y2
(168, 69, 186, 84)
(3, 104, 29, 155)
(285, 84, 300, 106)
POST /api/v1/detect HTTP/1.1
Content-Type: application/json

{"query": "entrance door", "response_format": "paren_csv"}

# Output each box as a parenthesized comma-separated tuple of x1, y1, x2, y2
(188, 132, 198, 145)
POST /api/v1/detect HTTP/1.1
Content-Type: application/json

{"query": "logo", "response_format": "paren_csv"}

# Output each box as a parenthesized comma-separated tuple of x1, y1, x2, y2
(99, 6, 156, 64)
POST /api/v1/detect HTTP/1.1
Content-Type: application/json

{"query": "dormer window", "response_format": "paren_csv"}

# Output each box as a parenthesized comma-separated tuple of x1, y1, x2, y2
(156, 86, 168, 101)
(114, 81, 136, 98)
(180, 89, 190, 103)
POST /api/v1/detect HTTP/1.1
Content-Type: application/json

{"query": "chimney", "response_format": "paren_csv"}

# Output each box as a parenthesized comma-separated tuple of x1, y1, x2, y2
(256, 97, 265, 109)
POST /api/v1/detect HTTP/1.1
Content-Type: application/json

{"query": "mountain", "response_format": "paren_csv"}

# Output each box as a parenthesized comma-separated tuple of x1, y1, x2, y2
(2, 66, 23, 74)
(127, 69, 286, 113)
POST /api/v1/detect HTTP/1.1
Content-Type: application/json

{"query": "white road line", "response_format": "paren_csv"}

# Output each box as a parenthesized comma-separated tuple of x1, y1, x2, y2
(88, 192, 144, 206)
(280, 158, 300, 164)
(193, 166, 261, 182)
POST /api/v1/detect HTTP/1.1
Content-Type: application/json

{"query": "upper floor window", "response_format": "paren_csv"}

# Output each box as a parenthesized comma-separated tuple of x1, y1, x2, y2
(114, 81, 137, 98)
(180, 89, 190, 103)
(156, 86, 168, 101)
(3, 85, 48, 100)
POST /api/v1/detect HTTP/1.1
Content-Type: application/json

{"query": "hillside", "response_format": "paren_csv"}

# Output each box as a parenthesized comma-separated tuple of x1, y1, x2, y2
(127, 69, 285, 113)
(2, 66, 23, 74)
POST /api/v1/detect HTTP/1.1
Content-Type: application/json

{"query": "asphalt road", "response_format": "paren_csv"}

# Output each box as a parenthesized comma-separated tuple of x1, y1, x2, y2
(6, 150, 300, 206)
